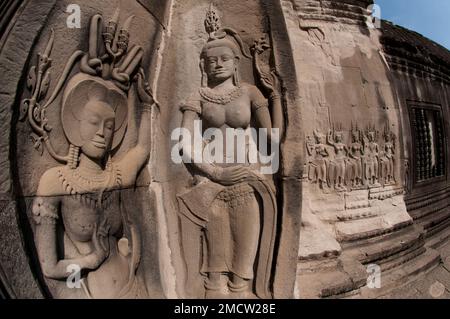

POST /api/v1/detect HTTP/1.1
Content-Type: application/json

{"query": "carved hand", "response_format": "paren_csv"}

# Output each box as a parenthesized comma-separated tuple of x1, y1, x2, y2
(135, 69, 156, 106)
(210, 166, 257, 186)
(252, 38, 280, 96)
(327, 130, 333, 145)
(86, 223, 110, 270)
(259, 69, 280, 96)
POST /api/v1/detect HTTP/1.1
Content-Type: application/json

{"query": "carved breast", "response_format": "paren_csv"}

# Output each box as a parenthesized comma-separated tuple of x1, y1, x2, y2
(201, 94, 252, 130)
(352, 144, 362, 152)
(315, 145, 327, 157)
(56, 166, 124, 242)
(61, 191, 122, 242)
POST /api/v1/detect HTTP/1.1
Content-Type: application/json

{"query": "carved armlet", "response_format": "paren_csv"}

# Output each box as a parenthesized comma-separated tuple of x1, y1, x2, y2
(180, 103, 202, 115)
(32, 197, 59, 225)
(252, 100, 269, 112)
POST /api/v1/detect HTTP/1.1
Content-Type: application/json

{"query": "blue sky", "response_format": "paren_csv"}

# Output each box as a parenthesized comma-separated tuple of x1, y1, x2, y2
(375, 0, 450, 50)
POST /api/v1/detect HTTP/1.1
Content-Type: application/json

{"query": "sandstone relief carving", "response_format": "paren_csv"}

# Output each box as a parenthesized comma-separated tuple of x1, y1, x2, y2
(380, 125, 396, 185)
(327, 124, 348, 192)
(21, 11, 159, 298)
(348, 123, 364, 188)
(306, 123, 398, 192)
(306, 130, 330, 190)
(176, 6, 284, 299)
(363, 126, 381, 187)
(3, 0, 450, 302)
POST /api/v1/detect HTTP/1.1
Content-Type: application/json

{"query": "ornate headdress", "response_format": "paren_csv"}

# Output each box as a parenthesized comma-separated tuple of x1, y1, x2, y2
(313, 129, 325, 142)
(333, 123, 344, 136)
(201, 5, 251, 59)
(329, 123, 344, 142)
(383, 123, 396, 142)
(199, 5, 251, 87)
(350, 121, 362, 141)
(22, 10, 144, 168)
(365, 124, 379, 141)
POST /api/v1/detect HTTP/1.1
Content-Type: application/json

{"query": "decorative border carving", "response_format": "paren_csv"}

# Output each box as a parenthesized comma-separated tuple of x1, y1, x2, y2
(288, 0, 373, 27)
(305, 122, 399, 193)
(0, 0, 57, 299)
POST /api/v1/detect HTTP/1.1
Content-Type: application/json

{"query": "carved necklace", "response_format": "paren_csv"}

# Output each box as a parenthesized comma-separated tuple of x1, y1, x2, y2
(57, 163, 122, 207)
(199, 86, 243, 105)
(72, 164, 116, 186)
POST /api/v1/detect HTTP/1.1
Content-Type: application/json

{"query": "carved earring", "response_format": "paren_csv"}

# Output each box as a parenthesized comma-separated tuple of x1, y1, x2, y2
(233, 67, 240, 87)
(105, 155, 113, 170)
(68, 144, 80, 169)
(200, 60, 208, 87)
(233, 60, 240, 87)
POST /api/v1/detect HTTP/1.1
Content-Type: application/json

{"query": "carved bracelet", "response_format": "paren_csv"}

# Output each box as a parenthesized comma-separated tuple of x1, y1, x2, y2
(270, 92, 281, 101)
(142, 102, 157, 112)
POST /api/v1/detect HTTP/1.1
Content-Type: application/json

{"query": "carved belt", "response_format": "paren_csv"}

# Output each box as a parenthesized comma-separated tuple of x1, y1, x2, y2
(215, 183, 254, 207)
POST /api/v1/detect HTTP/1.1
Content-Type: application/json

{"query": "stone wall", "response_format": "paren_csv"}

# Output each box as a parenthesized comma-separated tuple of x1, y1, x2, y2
(0, 0, 57, 299)
(381, 21, 450, 247)
(282, 0, 449, 298)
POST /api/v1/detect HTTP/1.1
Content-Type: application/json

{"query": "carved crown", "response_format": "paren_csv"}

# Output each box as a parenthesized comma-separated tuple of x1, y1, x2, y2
(201, 4, 251, 59)
(80, 10, 143, 91)
(22, 10, 144, 164)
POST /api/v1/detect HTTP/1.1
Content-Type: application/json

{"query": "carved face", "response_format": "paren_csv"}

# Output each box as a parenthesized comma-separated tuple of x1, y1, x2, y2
(352, 132, 359, 142)
(79, 100, 115, 160)
(368, 132, 375, 142)
(204, 46, 238, 83)
(335, 133, 343, 143)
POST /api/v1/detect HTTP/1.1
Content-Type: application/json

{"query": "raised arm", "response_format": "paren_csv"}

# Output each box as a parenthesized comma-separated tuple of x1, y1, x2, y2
(252, 37, 284, 140)
(253, 76, 285, 141)
(118, 71, 158, 186)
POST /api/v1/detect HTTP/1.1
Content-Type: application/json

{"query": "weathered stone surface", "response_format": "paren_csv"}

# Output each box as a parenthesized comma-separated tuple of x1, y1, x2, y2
(299, 210, 341, 260)
(283, 0, 450, 299)
(0, 0, 59, 298)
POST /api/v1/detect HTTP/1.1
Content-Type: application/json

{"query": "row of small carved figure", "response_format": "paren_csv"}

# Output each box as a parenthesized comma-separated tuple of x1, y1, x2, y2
(306, 125, 396, 191)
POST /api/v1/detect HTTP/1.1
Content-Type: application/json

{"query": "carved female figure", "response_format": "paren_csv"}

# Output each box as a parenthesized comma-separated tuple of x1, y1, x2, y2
(306, 130, 330, 190)
(26, 14, 158, 298)
(327, 128, 348, 191)
(177, 8, 283, 299)
(364, 129, 380, 186)
(380, 129, 395, 185)
(348, 128, 364, 187)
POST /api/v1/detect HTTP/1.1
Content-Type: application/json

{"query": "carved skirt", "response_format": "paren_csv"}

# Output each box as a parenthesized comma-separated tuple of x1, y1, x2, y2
(177, 177, 278, 299)
(202, 183, 260, 279)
